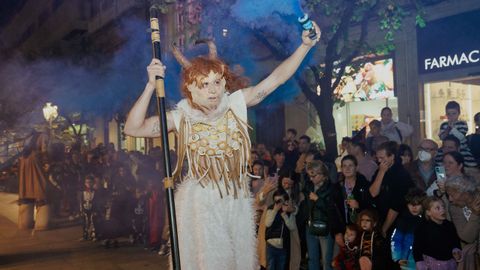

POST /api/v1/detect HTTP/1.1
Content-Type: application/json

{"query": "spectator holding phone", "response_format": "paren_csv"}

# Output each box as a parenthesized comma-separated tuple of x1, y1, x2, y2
(277, 171, 302, 270)
(428, 151, 464, 198)
(265, 189, 297, 270)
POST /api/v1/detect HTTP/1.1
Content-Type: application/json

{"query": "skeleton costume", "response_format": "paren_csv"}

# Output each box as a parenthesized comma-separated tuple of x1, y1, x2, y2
(80, 188, 96, 240)
(131, 194, 147, 246)
(170, 90, 256, 270)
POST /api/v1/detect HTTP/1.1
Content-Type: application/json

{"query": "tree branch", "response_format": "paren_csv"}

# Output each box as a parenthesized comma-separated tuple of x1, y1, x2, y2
(295, 74, 317, 102)
(331, 1, 380, 90)
(323, 3, 356, 84)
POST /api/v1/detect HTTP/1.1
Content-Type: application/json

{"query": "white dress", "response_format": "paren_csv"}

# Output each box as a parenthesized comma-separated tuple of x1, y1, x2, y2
(170, 90, 257, 270)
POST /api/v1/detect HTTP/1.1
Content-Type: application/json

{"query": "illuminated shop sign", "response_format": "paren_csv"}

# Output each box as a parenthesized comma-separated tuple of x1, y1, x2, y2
(424, 50, 480, 71)
(417, 9, 480, 74)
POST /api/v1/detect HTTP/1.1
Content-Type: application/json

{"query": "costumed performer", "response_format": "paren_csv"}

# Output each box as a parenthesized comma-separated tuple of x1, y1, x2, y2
(124, 22, 320, 270)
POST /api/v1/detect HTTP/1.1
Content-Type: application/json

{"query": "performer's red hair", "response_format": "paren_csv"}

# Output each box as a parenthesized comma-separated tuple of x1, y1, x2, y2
(180, 56, 249, 103)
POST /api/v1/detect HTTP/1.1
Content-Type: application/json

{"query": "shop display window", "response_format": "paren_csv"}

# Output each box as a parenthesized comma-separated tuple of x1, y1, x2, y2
(423, 80, 480, 143)
(331, 58, 397, 144)
(334, 58, 395, 102)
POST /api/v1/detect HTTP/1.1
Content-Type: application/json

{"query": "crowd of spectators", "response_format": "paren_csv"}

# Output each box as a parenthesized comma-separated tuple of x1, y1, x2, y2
(8, 100, 480, 268)
(253, 101, 480, 270)
(15, 140, 173, 253)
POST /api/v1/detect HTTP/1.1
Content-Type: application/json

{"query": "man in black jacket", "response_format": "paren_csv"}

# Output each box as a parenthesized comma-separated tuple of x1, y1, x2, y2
(369, 141, 414, 238)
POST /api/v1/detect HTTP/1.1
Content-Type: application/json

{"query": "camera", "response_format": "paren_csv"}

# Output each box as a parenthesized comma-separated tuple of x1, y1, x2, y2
(275, 199, 284, 204)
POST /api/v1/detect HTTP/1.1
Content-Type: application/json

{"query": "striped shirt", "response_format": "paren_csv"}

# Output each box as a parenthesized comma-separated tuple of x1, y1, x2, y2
(436, 121, 477, 167)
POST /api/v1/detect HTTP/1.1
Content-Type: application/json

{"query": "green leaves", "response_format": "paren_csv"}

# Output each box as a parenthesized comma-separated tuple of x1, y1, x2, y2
(374, 42, 396, 55)
(416, 14, 426, 27)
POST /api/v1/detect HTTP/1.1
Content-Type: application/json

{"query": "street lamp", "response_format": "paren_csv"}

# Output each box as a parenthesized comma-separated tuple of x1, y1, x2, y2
(42, 102, 58, 125)
(42, 103, 58, 142)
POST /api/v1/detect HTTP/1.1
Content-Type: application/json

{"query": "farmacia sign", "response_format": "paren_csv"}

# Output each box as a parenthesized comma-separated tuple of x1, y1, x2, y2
(424, 50, 480, 71)
(417, 9, 480, 74)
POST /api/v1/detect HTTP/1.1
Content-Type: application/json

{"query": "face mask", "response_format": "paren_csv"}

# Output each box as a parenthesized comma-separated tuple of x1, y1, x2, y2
(418, 150, 432, 162)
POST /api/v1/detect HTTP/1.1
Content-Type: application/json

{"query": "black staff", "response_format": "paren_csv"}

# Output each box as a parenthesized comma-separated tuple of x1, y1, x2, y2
(149, 6, 181, 269)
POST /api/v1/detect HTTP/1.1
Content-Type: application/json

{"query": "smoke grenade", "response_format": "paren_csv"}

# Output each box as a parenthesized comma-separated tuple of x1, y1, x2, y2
(298, 14, 317, 40)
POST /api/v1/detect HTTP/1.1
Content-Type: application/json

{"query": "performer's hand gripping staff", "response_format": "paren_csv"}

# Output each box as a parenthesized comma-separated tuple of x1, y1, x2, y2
(149, 6, 181, 270)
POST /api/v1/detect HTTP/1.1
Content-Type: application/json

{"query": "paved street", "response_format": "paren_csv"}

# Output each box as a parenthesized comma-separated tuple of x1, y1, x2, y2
(0, 193, 168, 270)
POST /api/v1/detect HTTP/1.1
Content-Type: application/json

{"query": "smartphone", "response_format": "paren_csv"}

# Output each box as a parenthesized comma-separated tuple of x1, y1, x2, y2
(268, 173, 278, 182)
(435, 166, 446, 181)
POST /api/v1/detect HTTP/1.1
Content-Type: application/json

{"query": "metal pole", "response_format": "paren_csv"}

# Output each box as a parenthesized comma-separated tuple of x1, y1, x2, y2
(149, 6, 181, 269)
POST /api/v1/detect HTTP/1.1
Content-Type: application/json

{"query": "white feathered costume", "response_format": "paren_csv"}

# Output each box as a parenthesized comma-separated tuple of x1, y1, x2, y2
(170, 90, 257, 270)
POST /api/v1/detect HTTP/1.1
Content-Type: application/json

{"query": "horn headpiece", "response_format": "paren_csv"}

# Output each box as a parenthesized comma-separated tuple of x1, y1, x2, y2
(171, 39, 218, 68)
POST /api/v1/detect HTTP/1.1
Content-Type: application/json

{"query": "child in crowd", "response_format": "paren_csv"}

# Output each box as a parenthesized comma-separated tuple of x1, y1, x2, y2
(265, 189, 296, 270)
(80, 175, 97, 240)
(357, 209, 390, 270)
(332, 224, 360, 270)
(391, 188, 426, 270)
(438, 101, 477, 167)
(129, 186, 147, 246)
(413, 196, 462, 270)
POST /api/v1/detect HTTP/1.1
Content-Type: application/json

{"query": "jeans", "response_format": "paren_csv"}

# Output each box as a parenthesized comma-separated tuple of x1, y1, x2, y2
(306, 226, 334, 270)
(266, 244, 287, 270)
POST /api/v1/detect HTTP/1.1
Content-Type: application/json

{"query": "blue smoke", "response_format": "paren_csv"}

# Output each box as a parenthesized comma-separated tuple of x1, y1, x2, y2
(231, 0, 303, 22)
(198, 0, 313, 105)
(0, 17, 182, 130)
(1, 1, 316, 131)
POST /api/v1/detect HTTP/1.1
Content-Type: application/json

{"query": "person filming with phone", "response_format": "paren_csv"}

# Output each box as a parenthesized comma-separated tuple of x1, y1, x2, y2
(429, 151, 466, 199)
(264, 189, 297, 270)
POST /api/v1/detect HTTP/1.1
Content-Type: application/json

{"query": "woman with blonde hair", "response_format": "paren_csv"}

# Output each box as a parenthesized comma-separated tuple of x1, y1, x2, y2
(302, 160, 337, 270)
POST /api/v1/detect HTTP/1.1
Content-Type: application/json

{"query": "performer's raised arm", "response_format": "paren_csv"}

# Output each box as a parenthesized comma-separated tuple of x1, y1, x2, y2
(243, 21, 321, 107)
(124, 59, 175, 138)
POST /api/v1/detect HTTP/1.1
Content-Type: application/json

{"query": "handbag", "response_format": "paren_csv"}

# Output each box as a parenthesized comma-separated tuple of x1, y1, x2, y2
(308, 201, 329, 236)
(308, 219, 328, 236)
(267, 223, 284, 249)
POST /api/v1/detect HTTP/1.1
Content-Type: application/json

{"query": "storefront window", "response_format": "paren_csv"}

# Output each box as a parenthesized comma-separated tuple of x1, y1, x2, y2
(332, 58, 397, 143)
(298, 58, 398, 149)
(135, 137, 146, 153)
(423, 80, 480, 143)
(333, 98, 397, 143)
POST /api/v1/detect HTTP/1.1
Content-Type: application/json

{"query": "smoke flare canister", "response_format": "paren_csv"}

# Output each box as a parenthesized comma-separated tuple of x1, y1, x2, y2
(298, 14, 317, 40)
